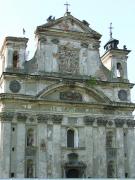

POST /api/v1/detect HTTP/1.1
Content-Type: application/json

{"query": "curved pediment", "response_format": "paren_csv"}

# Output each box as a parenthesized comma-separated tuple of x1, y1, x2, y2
(36, 82, 111, 104)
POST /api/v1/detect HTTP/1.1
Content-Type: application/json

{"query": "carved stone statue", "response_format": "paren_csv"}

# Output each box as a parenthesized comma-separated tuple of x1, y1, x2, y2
(27, 129, 34, 147)
(27, 160, 34, 178)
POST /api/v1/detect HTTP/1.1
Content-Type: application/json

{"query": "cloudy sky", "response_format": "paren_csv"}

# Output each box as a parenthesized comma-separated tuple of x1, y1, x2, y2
(0, 0, 135, 102)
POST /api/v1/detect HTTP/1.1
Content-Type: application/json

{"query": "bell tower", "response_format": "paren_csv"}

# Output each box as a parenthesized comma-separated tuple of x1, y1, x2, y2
(101, 24, 130, 81)
(0, 37, 28, 74)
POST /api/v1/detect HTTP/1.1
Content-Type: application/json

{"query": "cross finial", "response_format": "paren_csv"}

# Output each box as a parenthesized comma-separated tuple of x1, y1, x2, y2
(109, 22, 113, 39)
(64, 2, 70, 13)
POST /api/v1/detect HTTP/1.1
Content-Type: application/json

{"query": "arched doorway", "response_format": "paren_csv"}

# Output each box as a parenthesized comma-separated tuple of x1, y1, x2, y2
(66, 169, 79, 178)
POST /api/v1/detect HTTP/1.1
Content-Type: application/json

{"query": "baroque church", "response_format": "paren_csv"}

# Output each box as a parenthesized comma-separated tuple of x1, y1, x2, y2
(0, 8, 135, 179)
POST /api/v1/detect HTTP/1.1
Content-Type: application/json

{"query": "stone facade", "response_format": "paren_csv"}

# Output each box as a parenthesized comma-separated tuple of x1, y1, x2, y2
(0, 12, 135, 178)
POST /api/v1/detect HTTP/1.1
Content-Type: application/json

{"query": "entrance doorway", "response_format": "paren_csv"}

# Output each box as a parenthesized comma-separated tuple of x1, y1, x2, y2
(66, 169, 79, 178)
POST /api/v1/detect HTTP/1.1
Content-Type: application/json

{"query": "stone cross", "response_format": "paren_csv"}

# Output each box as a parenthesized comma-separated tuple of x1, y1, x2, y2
(109, 22, 113, 39)
(64, 2, 70, 12)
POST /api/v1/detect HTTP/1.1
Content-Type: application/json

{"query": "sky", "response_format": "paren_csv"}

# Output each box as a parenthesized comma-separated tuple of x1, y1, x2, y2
(0, 0, 135, 102)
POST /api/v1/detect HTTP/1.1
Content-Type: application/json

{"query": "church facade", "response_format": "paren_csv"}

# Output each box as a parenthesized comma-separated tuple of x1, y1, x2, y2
(0, 11, 135, 178)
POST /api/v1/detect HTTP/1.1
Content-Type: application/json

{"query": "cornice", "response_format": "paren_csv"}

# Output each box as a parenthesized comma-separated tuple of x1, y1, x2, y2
(1, 72, 134, 89)
(0, 93, 135, 109)
(36, 28, 100, 41)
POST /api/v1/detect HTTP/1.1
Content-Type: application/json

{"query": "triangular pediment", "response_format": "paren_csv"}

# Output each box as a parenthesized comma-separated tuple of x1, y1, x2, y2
(36, 14, 101, 38)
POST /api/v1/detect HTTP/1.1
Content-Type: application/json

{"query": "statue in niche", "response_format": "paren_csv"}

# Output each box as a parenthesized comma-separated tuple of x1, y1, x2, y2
(107, 161, 115, 178)
(40, 139, 46, 151)
(27, 160, 34, 178)
(27, 129, 34, 147)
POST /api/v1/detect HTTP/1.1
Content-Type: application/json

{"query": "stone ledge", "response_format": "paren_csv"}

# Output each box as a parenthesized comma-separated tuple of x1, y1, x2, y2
(2, 72, 134, 89)
(62, 147, 85, 150)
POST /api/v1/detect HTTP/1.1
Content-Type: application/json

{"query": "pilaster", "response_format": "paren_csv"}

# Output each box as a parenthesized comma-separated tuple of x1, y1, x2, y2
(98, 126, 107, 177)
(37, 123, 47, 178)
(52, 122, 62, 178)
(85, 126, 93, 178)
(127, 128, 135, 178)
(0, 122, 11, 178)
(16, 123, 26, 178)
(116, 128, 125, 178)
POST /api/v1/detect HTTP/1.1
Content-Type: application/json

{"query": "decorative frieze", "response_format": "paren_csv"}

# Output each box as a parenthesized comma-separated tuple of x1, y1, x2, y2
(96, 117, 108, 126)
(0, 112, 14, 121)
(37, 114, 63, 124)
(114, 118, 125, 127)
(51, 115, 63, 124)
(107, 120, 113, 126)
(83, 116, 135, 128)
(37, 114, 49, 123)
(126, 120, 135, 127)
(84, 116, 95, 125)
(17, 113, 27, 122)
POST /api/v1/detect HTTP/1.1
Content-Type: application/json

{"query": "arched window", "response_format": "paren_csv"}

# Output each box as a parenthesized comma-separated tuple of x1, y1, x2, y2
(27, 128, 34, 147)
(107, 160, 115, 178)
(26, 159, 34, 178)
(67, 128, 78, 148)
(116, 63, 123, 78)
(67, 129, 74, 148)
(106, 131, 113, 147)
(13, 51, 19, 68)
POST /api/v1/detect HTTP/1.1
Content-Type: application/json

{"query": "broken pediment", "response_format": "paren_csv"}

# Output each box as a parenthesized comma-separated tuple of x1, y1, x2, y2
(35, 14, 101, 39)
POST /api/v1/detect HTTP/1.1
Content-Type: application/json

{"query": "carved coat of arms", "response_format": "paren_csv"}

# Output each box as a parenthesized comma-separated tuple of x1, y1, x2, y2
(58, 46, 79, 74)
